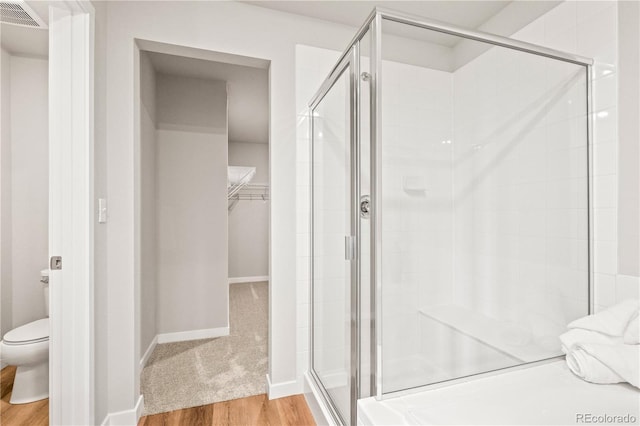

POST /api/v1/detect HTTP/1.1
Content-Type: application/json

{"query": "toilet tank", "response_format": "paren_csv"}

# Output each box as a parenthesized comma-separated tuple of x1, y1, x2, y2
(41, 269, 49, 317)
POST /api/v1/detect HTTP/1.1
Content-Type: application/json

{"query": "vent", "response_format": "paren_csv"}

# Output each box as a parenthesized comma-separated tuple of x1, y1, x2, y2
(1, 1, 46, 28)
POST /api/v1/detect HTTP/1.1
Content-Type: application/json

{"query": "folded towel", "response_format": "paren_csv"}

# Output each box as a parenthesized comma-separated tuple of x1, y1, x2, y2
(624, 312, 639, 345)
(566, 343, 639, 388)
(568, 299, 639, 336)
(559, 328, 622, 354)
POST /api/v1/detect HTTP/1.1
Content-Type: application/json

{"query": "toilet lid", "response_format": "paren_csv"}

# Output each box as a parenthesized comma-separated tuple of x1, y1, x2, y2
(3, 318, 49, 344)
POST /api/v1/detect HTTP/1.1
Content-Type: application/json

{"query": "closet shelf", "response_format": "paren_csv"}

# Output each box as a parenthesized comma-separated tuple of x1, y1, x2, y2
(228, 166, 269, 211)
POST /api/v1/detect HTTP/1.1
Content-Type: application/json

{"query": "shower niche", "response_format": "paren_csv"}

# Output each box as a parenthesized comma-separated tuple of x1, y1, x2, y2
(307, 8, 592, 425)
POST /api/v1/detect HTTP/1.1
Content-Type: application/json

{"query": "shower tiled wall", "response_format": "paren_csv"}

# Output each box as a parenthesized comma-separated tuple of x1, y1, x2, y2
(380, 61, 454, 375)
(295, 0, 624, 393)
(508, 0, 620, 312)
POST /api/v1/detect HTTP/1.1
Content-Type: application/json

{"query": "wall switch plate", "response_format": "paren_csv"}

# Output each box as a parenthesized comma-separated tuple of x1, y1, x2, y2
(98, 198, 107, 223)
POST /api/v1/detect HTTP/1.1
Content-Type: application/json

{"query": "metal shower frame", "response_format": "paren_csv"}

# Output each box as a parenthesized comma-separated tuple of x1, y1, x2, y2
(307, 7, 594, 425)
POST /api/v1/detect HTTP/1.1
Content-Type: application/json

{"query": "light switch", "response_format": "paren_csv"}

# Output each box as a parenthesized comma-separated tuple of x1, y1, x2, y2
(98, 198, 107, 223)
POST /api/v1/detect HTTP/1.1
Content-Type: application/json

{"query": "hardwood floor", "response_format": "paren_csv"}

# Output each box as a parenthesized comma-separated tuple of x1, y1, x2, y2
(0, 366, 49, 426)
(2, 366, 316, 426)
(138, 394, 316, 426)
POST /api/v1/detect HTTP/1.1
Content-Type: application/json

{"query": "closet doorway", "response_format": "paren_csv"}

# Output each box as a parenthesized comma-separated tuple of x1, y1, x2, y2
(136, 41, 270, 416)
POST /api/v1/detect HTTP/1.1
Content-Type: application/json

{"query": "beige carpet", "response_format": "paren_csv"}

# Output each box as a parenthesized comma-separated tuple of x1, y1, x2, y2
(141, 281, 268, 415)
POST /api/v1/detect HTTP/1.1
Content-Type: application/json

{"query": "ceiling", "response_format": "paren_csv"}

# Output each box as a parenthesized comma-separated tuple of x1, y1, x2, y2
(147, 51, 269, 145)
(1, 1, 49, 58)
(0, 23, 47, 58)
(242, 0, 511, 45)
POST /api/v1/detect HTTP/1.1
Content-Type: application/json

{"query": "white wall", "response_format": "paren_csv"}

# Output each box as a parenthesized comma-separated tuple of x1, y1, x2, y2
(0, 47, 12, 337)
(228, 141, 269, 279)
(97, 1, 356, 419)
(617, 0, 640, 278)
(93, 1, 109, 420)
(140, 51, 157, 355)
(155, 75, 229, 334)
(2, 55, 48, 329)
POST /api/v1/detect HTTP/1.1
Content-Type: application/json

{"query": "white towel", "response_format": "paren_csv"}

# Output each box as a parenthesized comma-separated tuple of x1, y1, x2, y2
(566, 343, 640, 388)
(559, 328, 621, 354)
(568, 299, 639, 336)
(624, 312, 639, 345)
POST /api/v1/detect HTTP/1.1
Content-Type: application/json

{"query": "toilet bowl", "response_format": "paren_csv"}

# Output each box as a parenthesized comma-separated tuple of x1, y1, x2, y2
(0, 270, 49, 404)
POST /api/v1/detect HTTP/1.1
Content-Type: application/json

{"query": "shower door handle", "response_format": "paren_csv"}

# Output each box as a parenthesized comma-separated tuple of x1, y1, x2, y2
(345, 235, 356, 261)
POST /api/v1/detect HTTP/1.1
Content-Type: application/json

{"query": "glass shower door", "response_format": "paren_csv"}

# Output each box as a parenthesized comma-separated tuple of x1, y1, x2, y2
(310, 50, 357, 425)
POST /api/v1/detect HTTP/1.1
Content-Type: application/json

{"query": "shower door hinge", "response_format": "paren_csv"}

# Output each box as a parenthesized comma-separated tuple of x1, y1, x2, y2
(50, 256, 62, 270)
(345, 236, 356, 261)
(361, 72, 371, 81)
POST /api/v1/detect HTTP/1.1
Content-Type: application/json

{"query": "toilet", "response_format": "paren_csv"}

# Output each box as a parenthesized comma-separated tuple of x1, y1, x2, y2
(0, 270, 50, 404)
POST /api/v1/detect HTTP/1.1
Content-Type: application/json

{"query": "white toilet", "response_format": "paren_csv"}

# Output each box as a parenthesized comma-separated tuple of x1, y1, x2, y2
(0, 270, 50, 404)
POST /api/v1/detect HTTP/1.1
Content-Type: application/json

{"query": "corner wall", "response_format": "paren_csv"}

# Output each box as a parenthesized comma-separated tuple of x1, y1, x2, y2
(155, 74, 229, 335)
(139, 51, 157, 356)
(617, 0, 640, 278)
(0, 47, 12, 337)
(228, 141, 269, 280)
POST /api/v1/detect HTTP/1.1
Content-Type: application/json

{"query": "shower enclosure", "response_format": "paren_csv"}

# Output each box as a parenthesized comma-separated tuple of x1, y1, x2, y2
(308, 8, 592, 425)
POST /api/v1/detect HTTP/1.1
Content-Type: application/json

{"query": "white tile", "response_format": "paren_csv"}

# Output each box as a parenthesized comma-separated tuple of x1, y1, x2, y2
(296, 185, 310, 211)
(297, 138, 310, 163)
(576, 5, 617, 63)
(296, 302, 309, 329)
(616, 275, 640, 302)
(296, 350, 309, 377)
(296, 208, 310, 235)
(593, 74, 617, 111)
(544, 1, 577, 40)
(577, 0, 616, 23)
(297, 280, 310, 306)
(296, 162, 310, 186)
(577, 38, 616, 65)
(512, 17, 545, 45)
(296, 233, 310, 257)
(590, 64, 616, 82)
(296, 326, 309, 351)
(296, 255, 310, 281)
(593, 208, 617, 241)
(594, 240, 617, 274)
(593, 142, 617, 176)
(593, 175, 617, 208)
(594, 273, 616, 308)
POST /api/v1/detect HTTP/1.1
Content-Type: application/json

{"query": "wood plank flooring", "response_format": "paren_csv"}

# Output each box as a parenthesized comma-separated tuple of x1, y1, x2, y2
(138, 393, 316, 426)
(2, 365, 316, 426)
(0, 366, 49, 426)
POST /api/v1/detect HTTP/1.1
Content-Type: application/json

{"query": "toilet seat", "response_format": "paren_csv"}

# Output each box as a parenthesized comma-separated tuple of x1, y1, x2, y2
(3, 318, 49, 345)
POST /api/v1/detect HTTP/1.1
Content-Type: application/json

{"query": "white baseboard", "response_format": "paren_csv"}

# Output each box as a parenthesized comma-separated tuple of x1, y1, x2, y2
(229, 275, 269, 284)
(156, 326, 229, 344)
(101, 394, 144, 426)
(266, 373, 302, 400)
(140, 336, 158, 370)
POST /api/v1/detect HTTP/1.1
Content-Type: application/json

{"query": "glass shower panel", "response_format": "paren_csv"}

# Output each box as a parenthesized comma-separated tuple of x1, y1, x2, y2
(311, 67, 352, 423)
(379, 18, 589, 394)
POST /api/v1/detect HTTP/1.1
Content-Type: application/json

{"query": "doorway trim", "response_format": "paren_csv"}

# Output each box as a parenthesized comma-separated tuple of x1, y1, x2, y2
(133, 38, 271, 421)
(48, 1, 95, 424)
